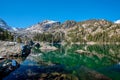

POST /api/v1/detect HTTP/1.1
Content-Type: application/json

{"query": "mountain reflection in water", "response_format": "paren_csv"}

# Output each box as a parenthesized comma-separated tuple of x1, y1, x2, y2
(3, 44, 120, 80)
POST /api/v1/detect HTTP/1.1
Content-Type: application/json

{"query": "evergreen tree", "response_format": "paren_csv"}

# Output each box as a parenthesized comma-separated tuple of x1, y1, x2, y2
(17, 37, 22, 43)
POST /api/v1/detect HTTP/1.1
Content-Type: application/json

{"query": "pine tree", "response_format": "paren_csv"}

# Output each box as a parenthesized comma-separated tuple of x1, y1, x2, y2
(17, 37, 22, 43)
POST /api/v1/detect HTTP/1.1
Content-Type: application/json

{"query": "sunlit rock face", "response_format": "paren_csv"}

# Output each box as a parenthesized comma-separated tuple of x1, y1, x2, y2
(0, 41, 21, 57)
(26, 20, 61, 33)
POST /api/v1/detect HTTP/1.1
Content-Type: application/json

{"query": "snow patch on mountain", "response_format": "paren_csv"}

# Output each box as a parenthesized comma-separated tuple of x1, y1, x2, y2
(43, 20, 58, 24)
(114, 20, 120, 24)
(0, 18, 14, 31)
(12, 27, 18, 31)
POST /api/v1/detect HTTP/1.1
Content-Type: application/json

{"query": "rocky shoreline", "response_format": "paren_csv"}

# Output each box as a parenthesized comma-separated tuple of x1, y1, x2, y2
(0, 41, 28, 79)
(0, 41, 21, 58)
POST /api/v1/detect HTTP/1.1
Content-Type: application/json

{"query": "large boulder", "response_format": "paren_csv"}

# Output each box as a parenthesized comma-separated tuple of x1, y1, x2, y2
(0, 41, 21, 58)
(3, 42, 17, 46)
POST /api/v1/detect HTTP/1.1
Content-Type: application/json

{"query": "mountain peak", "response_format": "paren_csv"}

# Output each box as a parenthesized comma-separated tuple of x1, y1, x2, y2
(26, 20, 61, 33)
(40, 20, 59, 25)
(0, 18, 16, 31)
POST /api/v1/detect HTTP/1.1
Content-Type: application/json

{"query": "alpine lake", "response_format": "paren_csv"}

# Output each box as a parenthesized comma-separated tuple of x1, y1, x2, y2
(3, 44, 120, 80)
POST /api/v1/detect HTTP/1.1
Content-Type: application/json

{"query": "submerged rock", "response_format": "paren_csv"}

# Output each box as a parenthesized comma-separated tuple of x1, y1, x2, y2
(75, 50, 91, 54)
(40, 45, 58, 52)
(38, 72, 78, 80)
(78, 66, 112, 80)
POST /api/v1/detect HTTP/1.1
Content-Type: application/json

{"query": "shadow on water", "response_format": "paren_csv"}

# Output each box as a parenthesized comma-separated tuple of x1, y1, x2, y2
(3, 63, 67, 80)
(0, 56, 27, 79)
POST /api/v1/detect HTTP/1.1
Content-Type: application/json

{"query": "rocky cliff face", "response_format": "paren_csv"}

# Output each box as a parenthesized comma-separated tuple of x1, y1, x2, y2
(0, 18, 18, 31)
(19, 19, 120, 42)
(66, 19, 120, 42)
(26, 20, 61, 33)
(62, 20, 77, 28)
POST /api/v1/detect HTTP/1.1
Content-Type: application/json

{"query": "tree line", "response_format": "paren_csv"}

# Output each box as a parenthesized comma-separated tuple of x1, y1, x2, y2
(0, 28, 14, 41)
(33, 32, 65, 43)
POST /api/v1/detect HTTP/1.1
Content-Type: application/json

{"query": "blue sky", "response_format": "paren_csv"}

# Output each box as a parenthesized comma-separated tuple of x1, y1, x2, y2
(0, 0, 120, 28)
